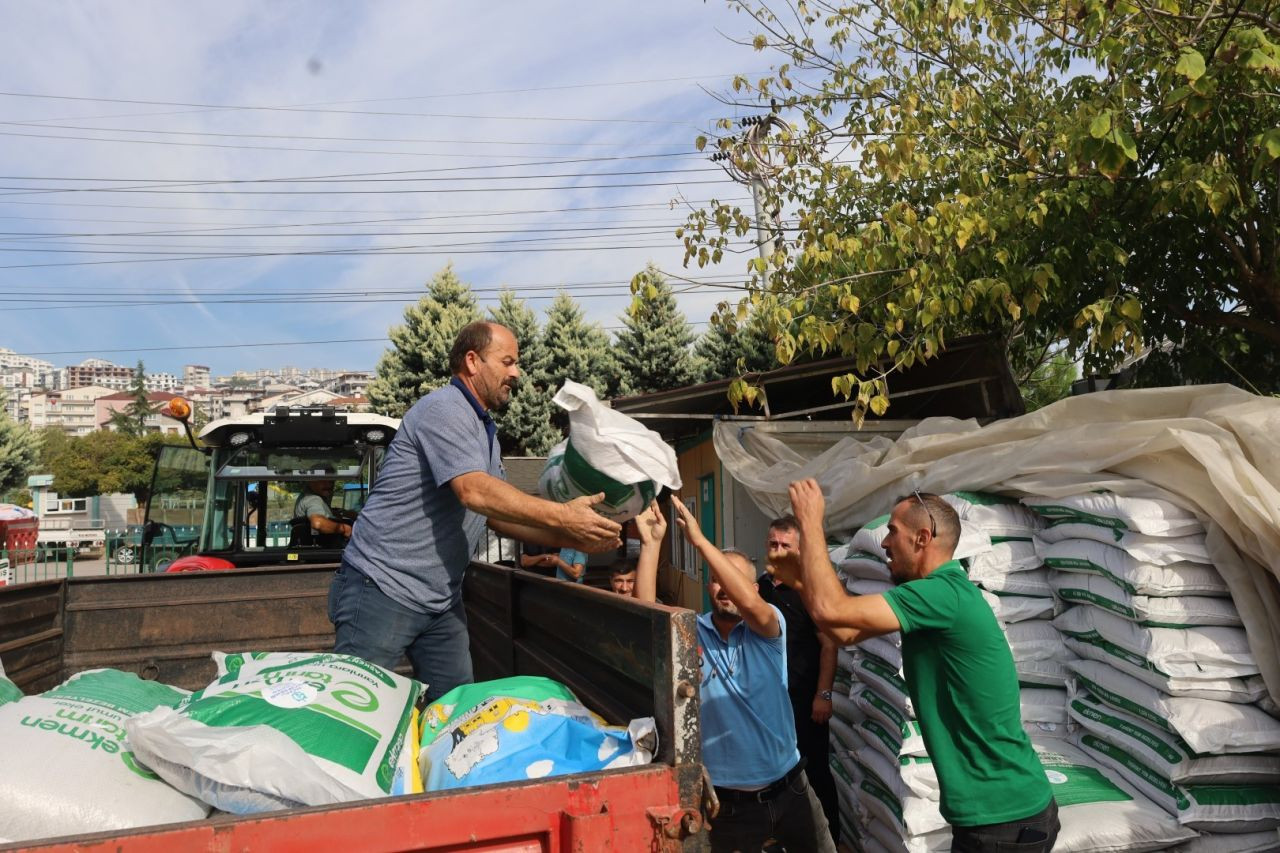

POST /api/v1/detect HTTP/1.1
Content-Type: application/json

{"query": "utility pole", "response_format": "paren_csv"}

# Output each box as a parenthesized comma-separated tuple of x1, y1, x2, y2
(710, 113, 786, 286)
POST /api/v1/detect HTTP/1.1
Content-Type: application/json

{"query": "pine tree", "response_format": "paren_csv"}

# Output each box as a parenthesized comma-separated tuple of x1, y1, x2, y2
(489, 290, 560, 456)
(109, 361, 156, 436)
(368, 265, 482, 417)
(542, 291, 619, 400)
(615, 264, 700, 396)
(0, 389, 40, 496)
(695, 313, 777, 382)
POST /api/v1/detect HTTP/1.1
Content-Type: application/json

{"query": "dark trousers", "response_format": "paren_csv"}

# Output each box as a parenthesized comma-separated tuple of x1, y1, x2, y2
(951, 797, 1060, 853)
(328, 564, 473, 702)
(791, 700, 838, 842)
(710, 769, 836, 853)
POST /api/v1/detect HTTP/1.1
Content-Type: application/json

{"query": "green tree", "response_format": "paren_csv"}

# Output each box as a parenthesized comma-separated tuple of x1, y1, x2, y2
(368, 265, 482, 417)
(489, 290, 561, 456)
(109, 360, 156, 436)
(695, 309, 782, 382)
(542, 291, 620, 400)
(683, 0, 1280, 418)
(1020, 347, 1079, 412)
(40, 428, 164, 502)
(0, 390, 40, 496)
(615, 264, 701, 395)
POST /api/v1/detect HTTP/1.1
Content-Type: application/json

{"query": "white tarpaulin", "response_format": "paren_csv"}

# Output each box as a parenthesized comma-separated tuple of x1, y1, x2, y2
(713, 385, 1280, 702)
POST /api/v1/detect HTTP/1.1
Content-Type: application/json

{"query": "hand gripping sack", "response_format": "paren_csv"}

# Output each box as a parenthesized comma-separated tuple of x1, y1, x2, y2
(418, 675, 655, 791)
(0, 669, 209, 843)
(125, 652, 423, 813)
(537, 380, 681, 522)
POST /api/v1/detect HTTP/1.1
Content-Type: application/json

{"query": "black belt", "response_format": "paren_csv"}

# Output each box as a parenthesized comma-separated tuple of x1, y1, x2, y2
(714, 758, 807, 803)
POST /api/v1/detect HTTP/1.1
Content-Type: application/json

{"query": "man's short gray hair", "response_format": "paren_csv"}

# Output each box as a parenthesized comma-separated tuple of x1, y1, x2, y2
(449, 322, 496, 374)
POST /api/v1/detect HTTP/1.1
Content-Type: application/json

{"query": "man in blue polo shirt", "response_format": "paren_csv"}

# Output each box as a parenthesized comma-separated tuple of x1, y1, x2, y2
(770, 479, 1059, 853)
(330, 322, 622, 700)
(664, 499, 833, 853)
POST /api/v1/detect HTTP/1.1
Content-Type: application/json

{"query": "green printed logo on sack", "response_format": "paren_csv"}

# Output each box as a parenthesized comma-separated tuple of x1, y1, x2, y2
(537, 381, 681, 522)
(540, 439, 656, 521)
(0, 669, 210, 843)
(124, 651, 423, 814)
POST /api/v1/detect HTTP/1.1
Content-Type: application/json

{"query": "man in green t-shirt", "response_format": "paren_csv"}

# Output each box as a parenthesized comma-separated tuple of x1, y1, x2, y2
(770, 478, 1058, 852)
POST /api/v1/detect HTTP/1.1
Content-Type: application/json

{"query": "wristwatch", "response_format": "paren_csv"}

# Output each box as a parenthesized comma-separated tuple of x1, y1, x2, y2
(818, 690, 832, 701)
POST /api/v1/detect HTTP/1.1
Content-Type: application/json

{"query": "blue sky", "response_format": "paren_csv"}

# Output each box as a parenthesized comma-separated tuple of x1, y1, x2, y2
(0, 1, 768, 377)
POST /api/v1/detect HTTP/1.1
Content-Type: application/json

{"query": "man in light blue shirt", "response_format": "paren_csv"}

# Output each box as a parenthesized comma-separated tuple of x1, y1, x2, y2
(556, 547, 587, 583)
(331, 322, 622, 701)
(664, 500, 834, 853)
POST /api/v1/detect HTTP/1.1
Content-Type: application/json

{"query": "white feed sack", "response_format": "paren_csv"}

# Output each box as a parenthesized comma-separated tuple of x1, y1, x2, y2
(1067, 659, 1280, 755)
(981, 589, 1056, 624)
(1049, 571, 1243, 628)
(1021, 687, 1069, 738)
(965, 538, 1043, 588)
(537, 380, 681, 522)
(1167, 829, 1280, 853)
(1031, 738, 1198, 851)
(0, 669, 210, 843)
(973, 566, 1054, 598)
(1041, 538, 1231, 597)
(1037, 527, 1213, 566)
(851, 513, 993, 563)
(837, 551, 892, 582)
(1078, 734, 1280, 834)
(1053, 606, 1260, 682)
(1022, 491, 1204, 538)
(126, 652, 424, 814)
(1067, 693, 1280, 785)
(943, 490, 1045, 538)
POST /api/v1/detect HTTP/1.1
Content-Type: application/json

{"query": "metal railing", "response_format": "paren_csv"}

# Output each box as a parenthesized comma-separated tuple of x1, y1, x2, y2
(0, 546, 78, 585)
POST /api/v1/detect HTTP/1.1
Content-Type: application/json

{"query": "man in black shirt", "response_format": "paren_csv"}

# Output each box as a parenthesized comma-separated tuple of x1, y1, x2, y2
(757, 514, 839, 843)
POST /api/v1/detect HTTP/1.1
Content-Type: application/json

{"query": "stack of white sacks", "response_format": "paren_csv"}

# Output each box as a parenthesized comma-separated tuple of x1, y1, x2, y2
(825, 490, 1280, 852)
(1027, 491, 1280, 850)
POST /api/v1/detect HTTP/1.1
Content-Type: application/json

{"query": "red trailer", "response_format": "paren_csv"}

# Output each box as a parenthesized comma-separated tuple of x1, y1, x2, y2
(0, 562, 709, 851)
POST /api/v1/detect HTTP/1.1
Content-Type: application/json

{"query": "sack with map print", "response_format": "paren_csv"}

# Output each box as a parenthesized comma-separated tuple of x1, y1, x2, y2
(418, 675, 656, 792)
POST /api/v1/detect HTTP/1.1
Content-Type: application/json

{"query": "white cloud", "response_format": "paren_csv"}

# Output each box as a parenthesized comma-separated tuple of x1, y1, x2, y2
(0, 0, 767, 374)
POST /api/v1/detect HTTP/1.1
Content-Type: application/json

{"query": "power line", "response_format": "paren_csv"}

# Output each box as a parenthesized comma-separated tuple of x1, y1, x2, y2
(0, 237, 752, 270)
(0, 90, 700, 126)
(21, 322, 716, 356)
(0, 197, 750, 216)
(14, 72, 762, 126)
(0, 119, 701, 150)
(0, 167, 721, 201)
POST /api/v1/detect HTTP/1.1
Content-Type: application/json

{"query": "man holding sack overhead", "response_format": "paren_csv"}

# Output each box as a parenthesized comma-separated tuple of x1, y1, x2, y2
(331, 322, 621, 700)
(772, 479, 1059, 853)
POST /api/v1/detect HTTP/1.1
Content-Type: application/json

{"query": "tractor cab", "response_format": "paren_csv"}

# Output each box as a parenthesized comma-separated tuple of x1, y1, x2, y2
(141, 405, 398, 572)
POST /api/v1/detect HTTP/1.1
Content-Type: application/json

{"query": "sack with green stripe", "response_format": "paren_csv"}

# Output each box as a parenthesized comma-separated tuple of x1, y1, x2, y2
(1067, 693, 1280, 785)
(1066, 659, 1280, 754)
(1078, 733, 1280, 833)
(1022, 492, 1203, 537)
(537, 380, 681, 522)
(125, 652, 424, 814)
(1050, 571, 1242, 628)
(0, 669, 209, 843)
(1031, 737, 1197, 850)
(943, 491, 1044, 537)
(1041, 538, 1230, 597)
(1053, 606, 1259, 681)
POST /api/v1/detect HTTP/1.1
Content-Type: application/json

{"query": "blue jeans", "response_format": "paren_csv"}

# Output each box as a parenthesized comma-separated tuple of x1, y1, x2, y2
(327, 564, 474, 702)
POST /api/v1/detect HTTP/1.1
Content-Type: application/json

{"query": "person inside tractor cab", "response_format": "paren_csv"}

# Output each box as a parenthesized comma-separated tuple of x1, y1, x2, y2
(292, 480, 353, 547)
